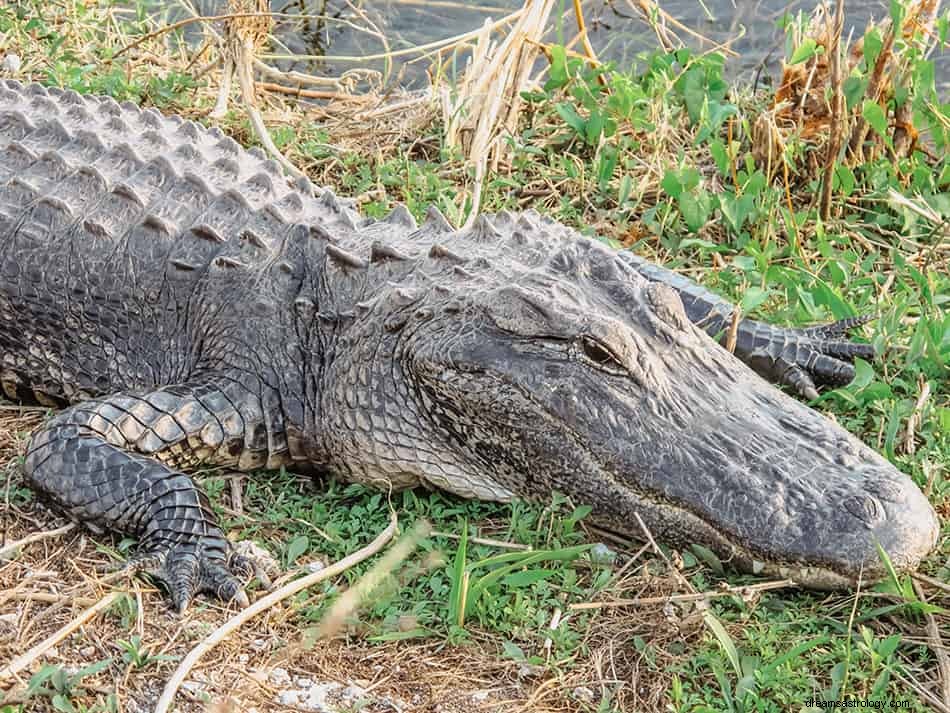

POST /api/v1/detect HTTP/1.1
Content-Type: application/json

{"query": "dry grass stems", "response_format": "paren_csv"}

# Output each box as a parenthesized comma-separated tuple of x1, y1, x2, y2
(441, 0, 558, 227)
(754, 0, 944, 193)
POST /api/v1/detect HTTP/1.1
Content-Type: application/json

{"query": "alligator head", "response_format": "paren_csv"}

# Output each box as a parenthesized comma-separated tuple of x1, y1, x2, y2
(320, 225, 938, 588)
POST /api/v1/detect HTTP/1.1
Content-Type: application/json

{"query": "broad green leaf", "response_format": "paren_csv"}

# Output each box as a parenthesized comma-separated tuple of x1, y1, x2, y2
(285, 535, 308, 565)
(703, 612, 742, 678)
(661, 170, 683, 199)
(502, 640, 527, 661)
(789, 38, 819, 64)
(862, 101, 889, 138)
(863, 28, 884, 67)
(843, 76, 868, 111)
(555, 102, 587, 138)
(739, 285, 770, 313)
(501, 569, 554, 587)
(545, 45, 569, 90)
(679, 193, 707, 232)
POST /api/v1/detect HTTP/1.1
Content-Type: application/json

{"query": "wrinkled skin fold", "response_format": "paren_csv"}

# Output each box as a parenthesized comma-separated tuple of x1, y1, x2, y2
(0, 80, 938, 609)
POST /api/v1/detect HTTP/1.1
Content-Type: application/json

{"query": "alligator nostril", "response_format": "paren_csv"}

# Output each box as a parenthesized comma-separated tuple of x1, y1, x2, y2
(645, 282, 690, 331)
(843, 494, 884, 528)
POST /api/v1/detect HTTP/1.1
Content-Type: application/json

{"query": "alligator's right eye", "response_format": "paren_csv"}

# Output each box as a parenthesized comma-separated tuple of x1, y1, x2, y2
(579, 336, 624, 371)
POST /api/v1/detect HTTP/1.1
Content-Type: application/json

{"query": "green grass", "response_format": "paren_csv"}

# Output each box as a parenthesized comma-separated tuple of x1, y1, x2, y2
(2, 1, 948, 711)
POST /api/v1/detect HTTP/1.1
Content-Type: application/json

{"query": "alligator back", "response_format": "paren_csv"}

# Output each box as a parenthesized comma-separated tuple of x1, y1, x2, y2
(0, 80, 361, 405)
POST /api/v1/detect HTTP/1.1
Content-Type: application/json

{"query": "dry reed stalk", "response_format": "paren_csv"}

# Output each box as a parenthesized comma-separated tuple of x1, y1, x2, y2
(819, 0, 845, 221)
(441, 0, 557, 227)
(0, 591, 121, 682)
(0, 522, 75, 559)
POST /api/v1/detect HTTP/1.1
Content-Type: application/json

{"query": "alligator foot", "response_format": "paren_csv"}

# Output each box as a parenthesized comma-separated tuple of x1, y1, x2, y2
(736, 314, 876, 399)
(122, 535, 255, 613)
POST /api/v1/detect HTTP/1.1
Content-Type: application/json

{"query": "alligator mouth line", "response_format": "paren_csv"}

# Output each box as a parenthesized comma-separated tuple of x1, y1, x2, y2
(590, 469, 859, 589)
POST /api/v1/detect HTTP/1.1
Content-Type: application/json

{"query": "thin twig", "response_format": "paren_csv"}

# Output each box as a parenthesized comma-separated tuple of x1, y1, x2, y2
(153, 512, 399, 713)
(634, 512, 696, 594)
(819, 0, 845, 221)
(725, 306, 741, 354)
(3, 591, 97, 608)
(430, 530, 532, 551)
(0, 591, 121, 681)
(569, 579, 794, 611)
(913, 572, 950, 594)
(0, 523, 76, 559)
(315, 519, 430, 639)
(255, 81, 367, 102)
(904, 376, 931, 455)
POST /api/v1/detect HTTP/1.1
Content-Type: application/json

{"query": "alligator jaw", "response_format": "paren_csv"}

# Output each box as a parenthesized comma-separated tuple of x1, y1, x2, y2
(580, 348, 940, 588)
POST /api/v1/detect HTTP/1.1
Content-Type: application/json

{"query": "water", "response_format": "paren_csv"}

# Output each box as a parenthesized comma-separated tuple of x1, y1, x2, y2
(144, 0, 946, 91)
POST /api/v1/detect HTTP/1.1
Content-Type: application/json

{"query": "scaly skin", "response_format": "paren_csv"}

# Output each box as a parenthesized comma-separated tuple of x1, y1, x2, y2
(0, 80, 939, 610)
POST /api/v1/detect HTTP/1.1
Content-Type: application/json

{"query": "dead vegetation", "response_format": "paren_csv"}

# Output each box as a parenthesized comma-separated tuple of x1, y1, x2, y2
(753, 0, 944, 202)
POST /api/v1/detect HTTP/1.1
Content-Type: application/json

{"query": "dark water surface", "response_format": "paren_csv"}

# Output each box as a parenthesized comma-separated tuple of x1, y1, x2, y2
(145, 1, 946, 92)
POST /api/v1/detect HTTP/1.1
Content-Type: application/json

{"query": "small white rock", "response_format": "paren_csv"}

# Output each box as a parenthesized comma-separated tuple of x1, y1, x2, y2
(277, 690, 300, 706)
(2, 54, 21, 74)
(590, 542, 617, 565)
(268, 667, 291, 687)
(471, 690, 490, 702)
(572, 686, 596, 704)
(295, 677, 314, 688)
(302, 559, 326, 574)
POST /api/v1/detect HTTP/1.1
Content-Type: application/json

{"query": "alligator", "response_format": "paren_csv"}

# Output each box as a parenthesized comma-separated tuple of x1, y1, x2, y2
(0, 80, 938, 611)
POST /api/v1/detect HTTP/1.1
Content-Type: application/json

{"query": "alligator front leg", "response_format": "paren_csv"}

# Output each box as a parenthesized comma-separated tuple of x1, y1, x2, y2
(618, 251, 875, 399)
(23, 381, 282, 611)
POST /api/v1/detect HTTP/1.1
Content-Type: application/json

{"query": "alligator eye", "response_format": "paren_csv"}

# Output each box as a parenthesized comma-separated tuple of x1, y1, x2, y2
(580, 337, 623, 370)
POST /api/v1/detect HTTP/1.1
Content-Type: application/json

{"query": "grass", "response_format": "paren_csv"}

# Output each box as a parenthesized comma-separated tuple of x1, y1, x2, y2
(0, 0, 948, 711)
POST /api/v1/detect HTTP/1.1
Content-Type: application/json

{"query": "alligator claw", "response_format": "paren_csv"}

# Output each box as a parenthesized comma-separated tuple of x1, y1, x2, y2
(737, 315, 875, 400)
(125, 539, 256, 613)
